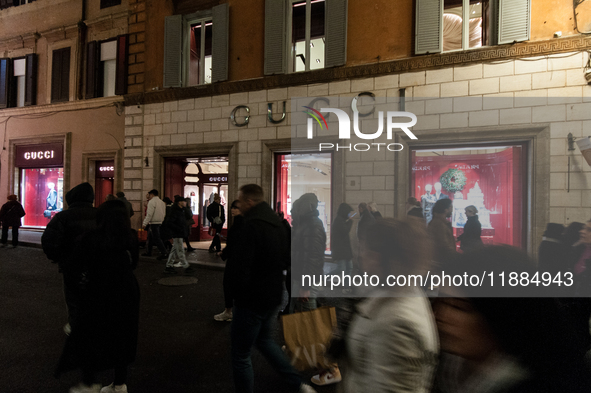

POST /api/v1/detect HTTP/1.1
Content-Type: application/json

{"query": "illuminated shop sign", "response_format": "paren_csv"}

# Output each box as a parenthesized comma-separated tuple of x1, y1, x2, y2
(208, 176, 227, 182)
(96, 161, 115, 178)
(15, 143, 64, 168)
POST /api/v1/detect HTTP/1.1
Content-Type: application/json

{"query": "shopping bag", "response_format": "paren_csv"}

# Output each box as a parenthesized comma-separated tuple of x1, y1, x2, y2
(281, 306, 337, 371)
(137, 229, 148, 242)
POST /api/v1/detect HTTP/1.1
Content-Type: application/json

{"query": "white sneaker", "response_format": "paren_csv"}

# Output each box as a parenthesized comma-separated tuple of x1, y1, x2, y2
(63, 323, 71, 336)
(298, 384, 318, 393)
(173, 262, 189, 268)
(100, 383, 128, 393)
(69, 383, 101, 393)
(213, 310, 233, 321)
(311, 367, 342, 385)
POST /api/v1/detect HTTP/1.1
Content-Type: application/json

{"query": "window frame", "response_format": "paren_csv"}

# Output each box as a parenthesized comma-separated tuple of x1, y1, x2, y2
(184, 13, 213, 86)
(286, 0, 326, 73)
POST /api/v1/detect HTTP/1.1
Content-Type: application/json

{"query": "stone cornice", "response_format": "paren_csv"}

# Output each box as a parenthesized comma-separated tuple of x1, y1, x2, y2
(84, 10, 130, 31)
(39, 23, 80, 43)
(124, 35, 591, 107)
(0, 96, 123, 117)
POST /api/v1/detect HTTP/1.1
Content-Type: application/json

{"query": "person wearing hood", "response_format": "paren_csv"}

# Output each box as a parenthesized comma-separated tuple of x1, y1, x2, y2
(42, 182, 98, 335)
(291, 193, 326, 313)
(230, 184, 316, 393)
(331, 203, 354, 293)
(357, 202, 376, 242)
(0, 194, 26, 248)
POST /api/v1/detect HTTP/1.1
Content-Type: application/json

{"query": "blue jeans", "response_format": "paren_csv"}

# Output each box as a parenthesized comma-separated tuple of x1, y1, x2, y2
(231, 305, 302, 393)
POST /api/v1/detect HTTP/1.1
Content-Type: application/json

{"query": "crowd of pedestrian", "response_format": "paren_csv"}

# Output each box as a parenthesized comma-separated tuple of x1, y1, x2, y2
(3, 181, 585, 393)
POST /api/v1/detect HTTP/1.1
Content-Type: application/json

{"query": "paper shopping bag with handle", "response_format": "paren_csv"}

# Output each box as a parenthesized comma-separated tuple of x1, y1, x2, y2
(281, 306, 338, 371)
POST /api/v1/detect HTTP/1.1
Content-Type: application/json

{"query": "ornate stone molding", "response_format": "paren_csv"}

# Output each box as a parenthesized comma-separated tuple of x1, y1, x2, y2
(85, 10, 130, 32)
(40, 23, 79, 43)
(125, 35, 591, 106)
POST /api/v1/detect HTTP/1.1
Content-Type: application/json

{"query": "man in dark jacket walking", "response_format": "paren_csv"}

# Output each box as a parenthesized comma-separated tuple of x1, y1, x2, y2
(0, 194, 26, 248)
(163, 196, 193, 274)
(331, 203, 354, 292)
(42, 182, 98, 333)
(206, 193, 225, 252)
(231, 184, 316, 393)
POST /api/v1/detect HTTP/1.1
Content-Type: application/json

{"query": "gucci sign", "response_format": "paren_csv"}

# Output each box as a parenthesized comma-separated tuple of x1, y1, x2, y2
(99, 166, 114, 172)
(209, 176, 227, 182)
(24, 150, 54, 160)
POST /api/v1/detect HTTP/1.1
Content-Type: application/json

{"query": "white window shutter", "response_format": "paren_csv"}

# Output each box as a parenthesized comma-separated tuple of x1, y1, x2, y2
(164, 14, 183, 88)
(212, 3, 229, 83)
(498, 0, 530, 44)
(325, 0, 348, 68)
(264, 0, 286, 76)
(415, 0, 442, 55)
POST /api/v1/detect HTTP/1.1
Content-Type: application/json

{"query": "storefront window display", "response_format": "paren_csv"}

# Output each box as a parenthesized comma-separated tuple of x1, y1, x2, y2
(20, 168, 64, 227)
(15, 143, 64, 228)
(275, 152, 332, 250)
(411, 144, 526, 248)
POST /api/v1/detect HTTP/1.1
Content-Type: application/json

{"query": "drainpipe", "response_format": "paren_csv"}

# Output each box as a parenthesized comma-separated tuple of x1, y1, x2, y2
(76, 0, 87, 100)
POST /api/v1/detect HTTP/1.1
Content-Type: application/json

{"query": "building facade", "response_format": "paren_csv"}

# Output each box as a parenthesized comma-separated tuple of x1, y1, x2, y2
(0, 0, 130, 228)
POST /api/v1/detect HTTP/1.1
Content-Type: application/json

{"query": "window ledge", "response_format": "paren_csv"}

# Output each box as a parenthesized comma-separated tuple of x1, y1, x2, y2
(0, 96, 123, 117)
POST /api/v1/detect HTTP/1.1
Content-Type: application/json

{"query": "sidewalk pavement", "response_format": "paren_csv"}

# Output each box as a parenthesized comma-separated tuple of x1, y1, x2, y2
(8, 229, 226, 270)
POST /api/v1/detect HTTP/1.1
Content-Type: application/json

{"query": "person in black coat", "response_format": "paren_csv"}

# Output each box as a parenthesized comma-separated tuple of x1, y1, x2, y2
(213, 200, 244, 322)
(206, 193, 225, 252)
(55, 200, 140, 393)
(116, 191, 134, 218)
(331, 203, 354, 292)
(42, 182, 98, 334)
(183, 197, 196, 252)
(357, 202, 376, 242)
(406, 197, 424, 220)
(457, 205, 483, 252)
(0, 194, 26, 248)
(163, 196, 192, 274)
(291, 193, 326, 312)
(230, 184, 310, 393)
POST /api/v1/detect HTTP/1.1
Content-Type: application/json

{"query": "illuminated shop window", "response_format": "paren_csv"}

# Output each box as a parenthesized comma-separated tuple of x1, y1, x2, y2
(20, 168, 64, 227)
(291, 0, 325, 72)
(411, 144, 526, 248)
(443, 0, 488, 51)
(275, 152, 332, 250)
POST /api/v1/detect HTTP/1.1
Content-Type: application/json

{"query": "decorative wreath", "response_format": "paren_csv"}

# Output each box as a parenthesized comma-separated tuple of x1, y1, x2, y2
(440, 168, 467, 192)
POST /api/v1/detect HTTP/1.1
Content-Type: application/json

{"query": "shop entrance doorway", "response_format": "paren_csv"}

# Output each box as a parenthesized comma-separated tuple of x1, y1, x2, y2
(95, 160, 115, 205)
(164, 156, 229, 243)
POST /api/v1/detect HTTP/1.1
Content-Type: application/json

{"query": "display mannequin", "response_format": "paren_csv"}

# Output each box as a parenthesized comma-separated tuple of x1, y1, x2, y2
(220, 190, 227, 206)
(47, 182, 58, 211)
(434, 182, 450, 201)
(421, 184, 436, 224)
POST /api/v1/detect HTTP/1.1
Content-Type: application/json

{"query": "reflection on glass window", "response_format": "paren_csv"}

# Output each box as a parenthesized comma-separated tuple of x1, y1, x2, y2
(292, 0, 325, 72)
(411, 145, 525, 248)
(276, 152, 332, 249)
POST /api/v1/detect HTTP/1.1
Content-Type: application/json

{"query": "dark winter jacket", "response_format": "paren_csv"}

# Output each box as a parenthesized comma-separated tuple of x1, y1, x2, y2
(42, 183, 98, 270)
(457, 215, 483, 252)
(357, 209, 376, 242)
(165, 204, 188, 238)
(331, 204, 353, 261)
(220, 215, 244, 262)
(407, 206, 424, 219)
(55, 228, 140, 376)
(232, 202, 290, 312)
(207, 201, 225, 231)
(0, 200, 26, 227)
(118, 196, 134, 217)
(292, 210, 326, 288)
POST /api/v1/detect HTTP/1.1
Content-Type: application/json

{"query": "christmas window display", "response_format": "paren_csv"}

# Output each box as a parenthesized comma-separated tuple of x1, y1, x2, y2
(411, 145, 525, 248)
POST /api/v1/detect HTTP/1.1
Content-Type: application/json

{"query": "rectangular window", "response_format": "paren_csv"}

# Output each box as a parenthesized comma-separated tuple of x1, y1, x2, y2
(275, 152, 333, 251)
(13, 58, 25, 107)
(101, 40, 117, 97)
(410, 144, 526, 248)
(188, 19, 213, 86)
(442, 0, 489, 51)
(51, 47, 70, 103)
(290, 0, 325, 72)
(415, 0, 530, 54)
